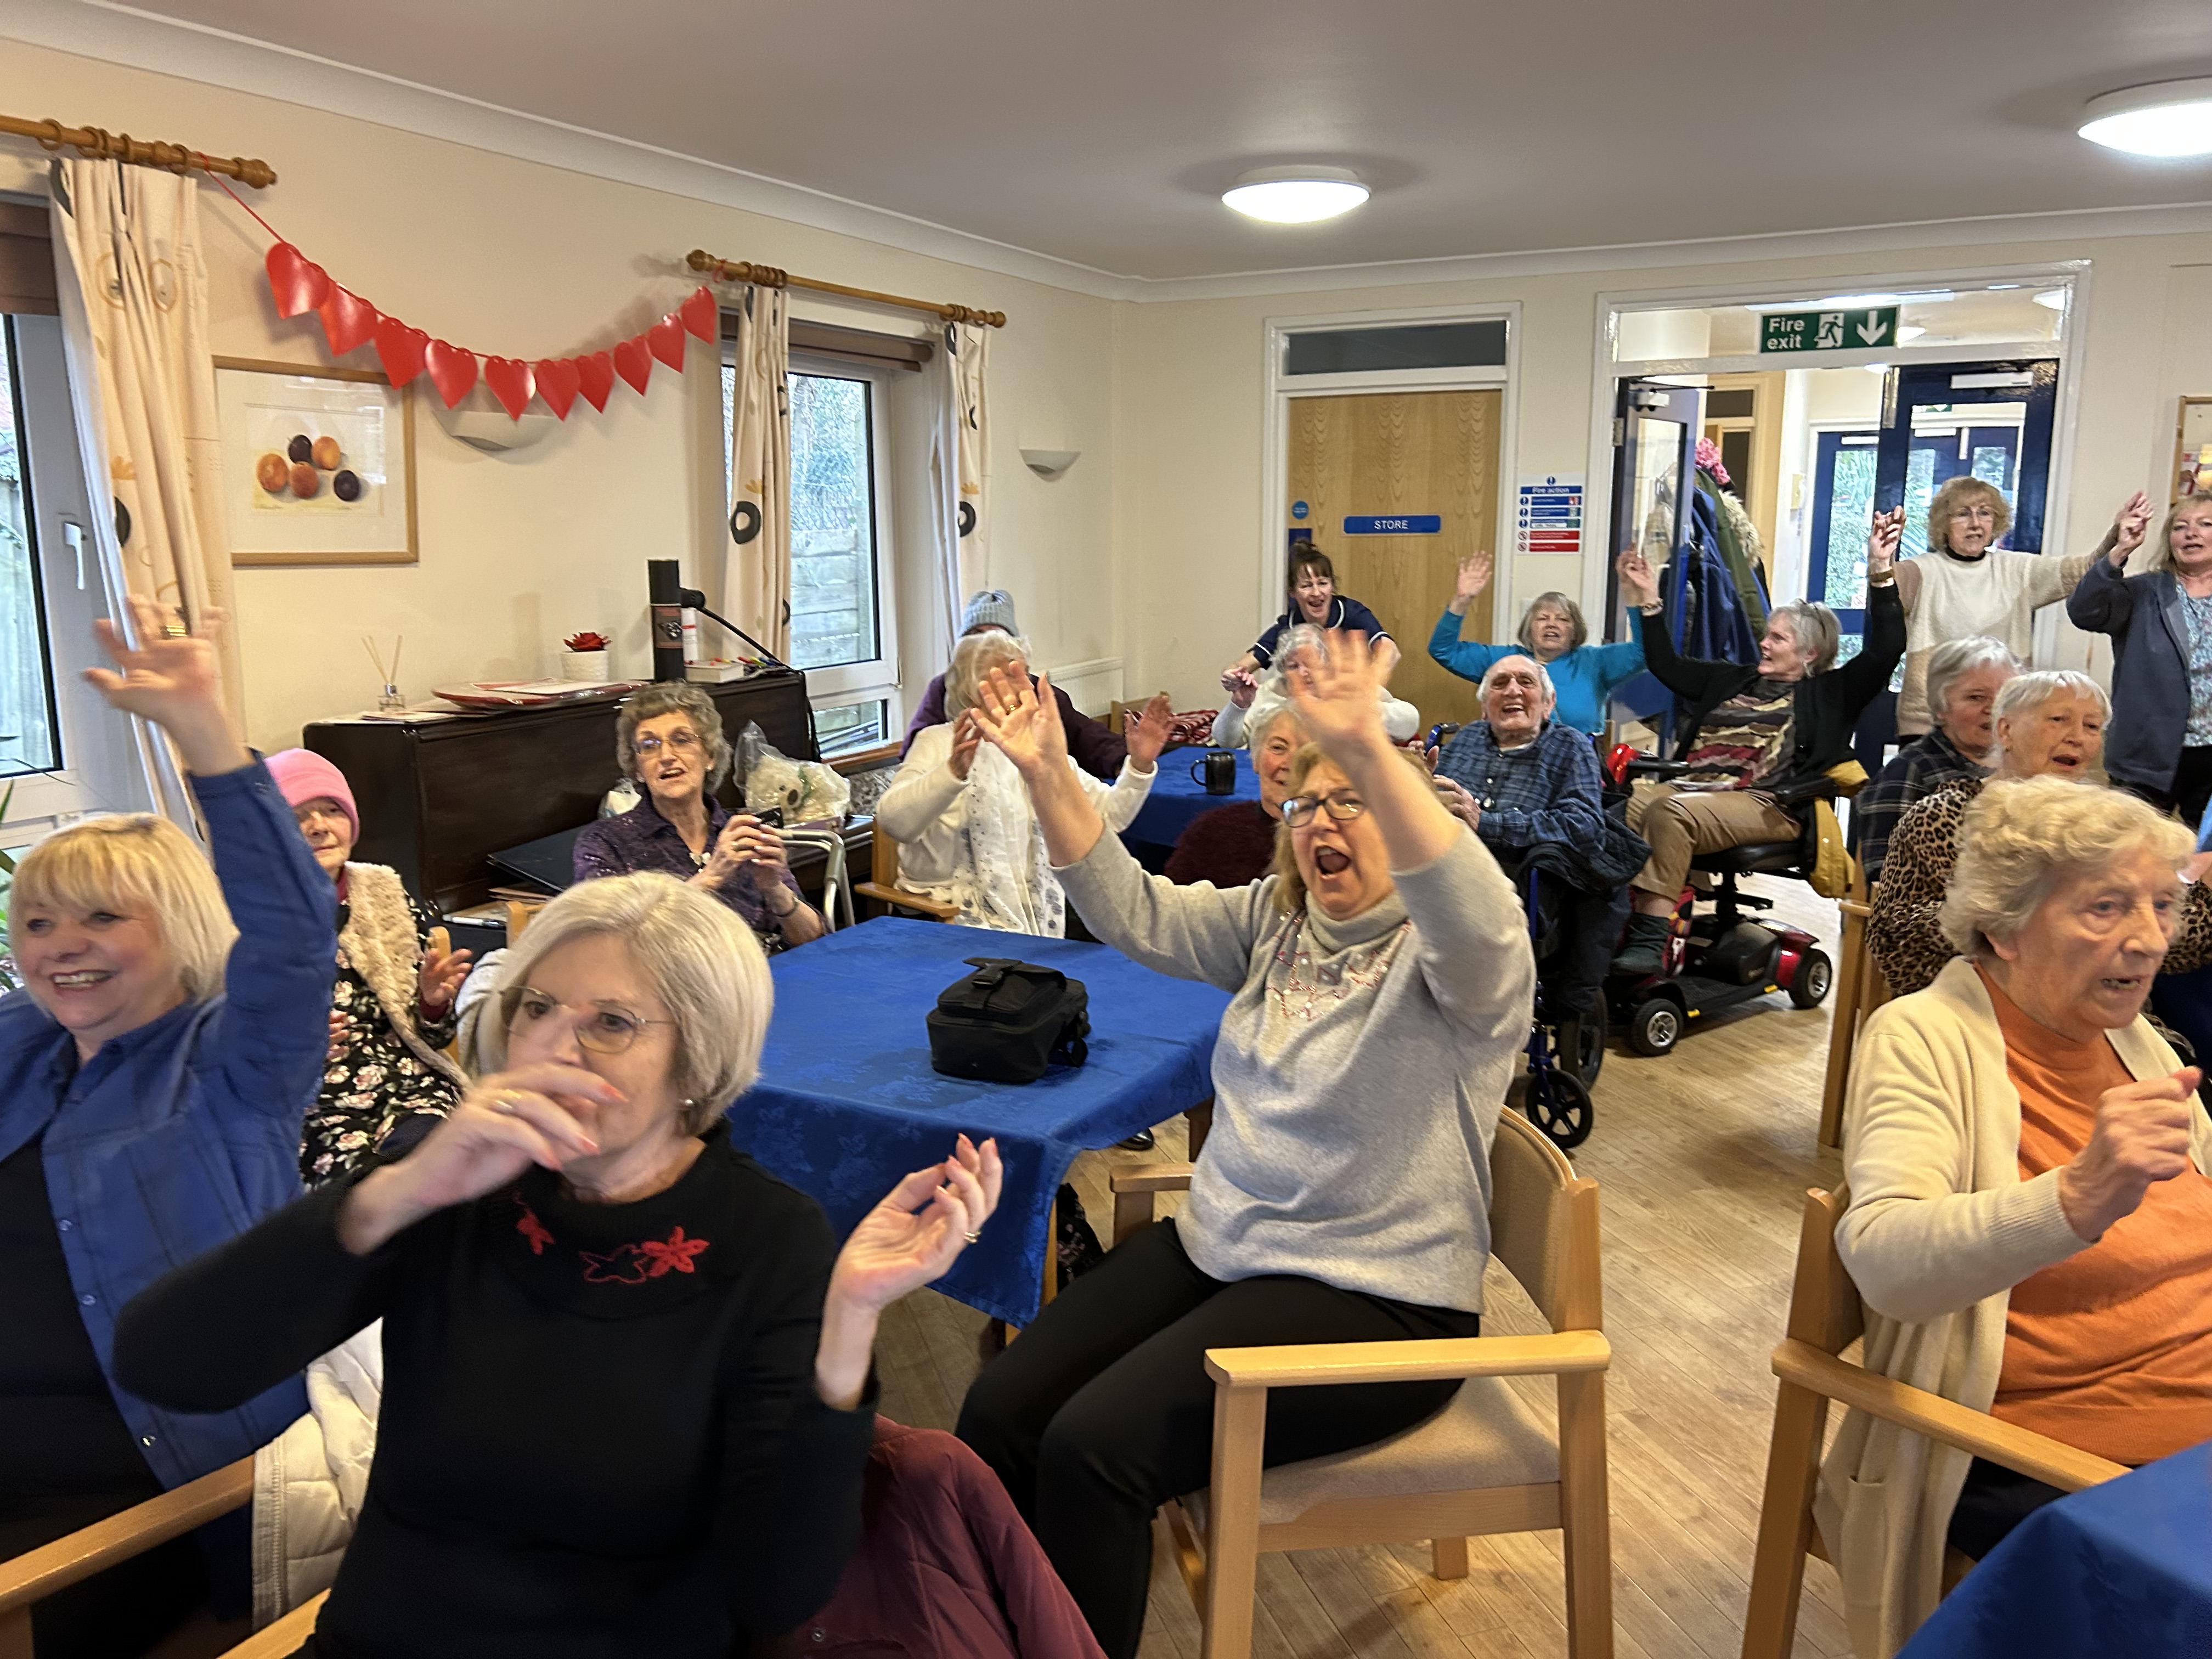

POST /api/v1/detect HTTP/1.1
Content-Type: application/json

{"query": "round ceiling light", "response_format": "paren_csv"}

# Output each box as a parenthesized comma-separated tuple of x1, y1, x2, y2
(2079, 78, 2212, 157)
(1222, 166, 1370, 224)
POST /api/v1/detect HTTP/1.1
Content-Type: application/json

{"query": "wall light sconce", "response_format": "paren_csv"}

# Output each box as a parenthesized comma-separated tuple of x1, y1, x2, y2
(1021, 448, 1080, 478)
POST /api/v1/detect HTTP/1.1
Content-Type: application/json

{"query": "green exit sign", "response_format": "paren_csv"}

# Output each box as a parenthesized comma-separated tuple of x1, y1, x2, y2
(1758, 306, 1900, 355)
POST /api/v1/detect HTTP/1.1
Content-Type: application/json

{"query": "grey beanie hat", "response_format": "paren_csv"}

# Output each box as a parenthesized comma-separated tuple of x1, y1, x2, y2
(961, 589, 1019, 635)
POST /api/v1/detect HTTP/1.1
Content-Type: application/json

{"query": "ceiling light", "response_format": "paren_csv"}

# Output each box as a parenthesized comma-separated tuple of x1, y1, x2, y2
(2033, 289, 2069, 311)
(1897, 325, 1928, 342)
(2079, 78, 2212, 157)
(1222, 167, 1369, 224)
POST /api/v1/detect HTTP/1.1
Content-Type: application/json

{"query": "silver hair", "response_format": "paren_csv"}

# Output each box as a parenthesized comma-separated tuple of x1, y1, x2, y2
(1770, 601, 1841, 673)
(616, 683, 732, 791)
(1990, 669, 2111, 764)
(944, 630, 1032, 720)
(1479, 653, 1558, 702)
(469, 872, 772, 1136)
(1924, 636, 2020, 722)
(1516, 592, 1589, 653)
(1938, 777, 2191, 960)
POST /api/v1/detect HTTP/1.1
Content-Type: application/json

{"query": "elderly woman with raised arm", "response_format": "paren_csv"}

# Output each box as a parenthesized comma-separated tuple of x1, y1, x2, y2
(1428, 550, 1648, 736)
(1820, 778, 2211, 1657)
(952, 631, 1532, 1659)
(1853, 636, 2018, 881)
(114, 871, 1001, 1659)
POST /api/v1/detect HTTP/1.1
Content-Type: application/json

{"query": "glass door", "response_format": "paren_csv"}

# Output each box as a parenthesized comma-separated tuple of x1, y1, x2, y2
(1606, 380, 1701, 734)
(1874, 360, 2057, 550)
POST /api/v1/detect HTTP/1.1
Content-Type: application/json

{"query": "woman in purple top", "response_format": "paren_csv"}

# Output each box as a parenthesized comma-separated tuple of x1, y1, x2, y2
(573, 684, 825, 952)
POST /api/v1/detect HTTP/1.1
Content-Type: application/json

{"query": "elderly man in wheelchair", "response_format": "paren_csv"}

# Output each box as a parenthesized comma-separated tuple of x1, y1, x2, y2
(1433, 653, 1648, 1146)
(1605, 524, 1904, 1054)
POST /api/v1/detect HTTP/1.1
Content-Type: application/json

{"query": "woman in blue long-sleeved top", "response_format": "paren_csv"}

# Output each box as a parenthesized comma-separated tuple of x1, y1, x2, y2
(1427, 550, 1645, 735)
(0, 598, 335, 1653)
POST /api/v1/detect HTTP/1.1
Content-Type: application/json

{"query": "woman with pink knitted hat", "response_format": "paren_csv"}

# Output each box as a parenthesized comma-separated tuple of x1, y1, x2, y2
(266, 748, 473, 1182)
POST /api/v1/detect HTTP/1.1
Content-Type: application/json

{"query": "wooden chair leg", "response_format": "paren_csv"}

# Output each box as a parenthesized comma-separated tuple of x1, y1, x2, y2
(0, 1604, 31, 1659)
(1818, 948, 1862, 1151)
(1186, 1098, 1214, 1160)
(1430, 1537, 1470, 1580)
(1039, 1193, 1059, 1308)
(1741, 1380, 1831, 1659)
(1556, 1370, 1615, 1659)
(1199, 1385, 1266, 1659)
(1112, 1188, 1155, 1250)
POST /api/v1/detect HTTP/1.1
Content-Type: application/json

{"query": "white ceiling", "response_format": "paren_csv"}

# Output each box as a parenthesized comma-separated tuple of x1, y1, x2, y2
(42, 0, 2212, 283)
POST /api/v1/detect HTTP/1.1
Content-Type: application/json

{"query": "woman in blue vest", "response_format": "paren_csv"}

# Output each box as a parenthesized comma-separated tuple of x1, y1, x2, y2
(1, 597, 334, 1655)
(1427, 551, 1647, 735)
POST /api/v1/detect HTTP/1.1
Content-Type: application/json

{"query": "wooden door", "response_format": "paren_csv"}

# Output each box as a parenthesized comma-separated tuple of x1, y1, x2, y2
(1286, 390, 1501, 729)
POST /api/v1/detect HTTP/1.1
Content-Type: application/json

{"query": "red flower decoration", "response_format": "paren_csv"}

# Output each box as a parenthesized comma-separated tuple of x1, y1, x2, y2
(638, 1226, 709, 1277)
(516, 1201, 554, 1256)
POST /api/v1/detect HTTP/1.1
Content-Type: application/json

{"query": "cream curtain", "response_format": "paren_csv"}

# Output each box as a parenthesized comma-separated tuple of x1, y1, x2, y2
(927, 320, 991, 651)
(48, 157, 239, 825)
(720, 283, 791, 661)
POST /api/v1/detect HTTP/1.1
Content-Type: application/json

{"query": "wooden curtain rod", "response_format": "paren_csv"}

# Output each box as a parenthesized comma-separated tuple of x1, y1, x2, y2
(686, 249, 1005, 328)
(0, 114, 276, 188)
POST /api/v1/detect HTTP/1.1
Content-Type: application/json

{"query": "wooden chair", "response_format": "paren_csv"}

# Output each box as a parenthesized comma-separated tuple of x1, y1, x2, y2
(1110, 1110, 1613, 1659)
(1816, 857, 1891, 1149)
(853, 819, 958, 922)
(1740, 1187, 2127, 1659)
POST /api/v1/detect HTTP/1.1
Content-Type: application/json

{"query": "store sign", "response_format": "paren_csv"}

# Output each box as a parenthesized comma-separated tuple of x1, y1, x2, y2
(1758, 306, 1899, 355)
(1342, 515, 1441, 534)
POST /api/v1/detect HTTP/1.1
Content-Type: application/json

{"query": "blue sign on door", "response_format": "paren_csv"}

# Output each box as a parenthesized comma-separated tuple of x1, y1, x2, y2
(1342, 515, 1441, 535)
(1291, 500, 1309, 520)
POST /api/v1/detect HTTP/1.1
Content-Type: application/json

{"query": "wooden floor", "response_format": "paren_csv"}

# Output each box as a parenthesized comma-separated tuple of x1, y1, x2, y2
(873, 875, 1852, 1659)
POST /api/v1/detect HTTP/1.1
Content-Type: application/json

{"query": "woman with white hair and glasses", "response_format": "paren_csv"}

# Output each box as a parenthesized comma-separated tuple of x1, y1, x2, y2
(1821, 778, 2210, 1656)
(1854, 636, 2019, 880)
(1871, 670, 2212, 998)
(1428, 550, 1647, 735)
(115, 871, 1002, 1659)
(881, 629, 1170, 934)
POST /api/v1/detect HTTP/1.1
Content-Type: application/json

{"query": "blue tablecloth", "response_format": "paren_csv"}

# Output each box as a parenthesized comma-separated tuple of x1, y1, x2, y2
(1897, 1442, 2212, 1659)
(1123, 748, 1262, 851)
(729, 917, 1231, 1324)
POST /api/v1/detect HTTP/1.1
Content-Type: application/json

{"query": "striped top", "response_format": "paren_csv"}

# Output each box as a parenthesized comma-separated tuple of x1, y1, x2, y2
(1677, 681, 1794, 789)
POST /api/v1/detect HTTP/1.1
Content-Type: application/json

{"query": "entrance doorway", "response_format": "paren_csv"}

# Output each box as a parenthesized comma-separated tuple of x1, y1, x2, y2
(1285, 389, 1503, 726)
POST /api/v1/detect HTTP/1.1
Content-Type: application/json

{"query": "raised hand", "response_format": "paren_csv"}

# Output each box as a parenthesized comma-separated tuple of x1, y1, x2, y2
(1123, 692, 1175, 771)
(948, 710, 985, 781)
(1452, 552, 1494, 611)
(828, 1134, 1003, 1315)
(85, 595, 249, 775)
(1282, 629, 1390, 762)
(972, 667, 1070, 780)
(1866, 507, 1905, 577)
(1615, 548, 1659, 608)
(2110, 491, 2153, 567)
(417, 926, 473, 1017)
(2059, 1066, 2203, 1240)
(1220, 668, 1258, 709)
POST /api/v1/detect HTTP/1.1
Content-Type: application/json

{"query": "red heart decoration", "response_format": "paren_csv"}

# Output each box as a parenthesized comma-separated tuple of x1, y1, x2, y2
(533, 357, 581, 420)
(317, 286, 379, 356)
(374, 318, 429, 387)
(613, 335, 654, 396)
(575, 352, 615, 412)
(679, 285, 718, 343)
(425, 339, 479, 408)
(265, 242, 330, 318)
(648, 314, 689, 372)
(483, 356, 536, 420)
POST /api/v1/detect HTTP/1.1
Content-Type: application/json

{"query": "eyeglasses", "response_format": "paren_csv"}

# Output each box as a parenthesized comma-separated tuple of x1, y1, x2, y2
(634, 731, 703, 757)
(1949, 505, 1997, 522)
(1282, 789, 1368, 828)
(502, 986, 674, 1056)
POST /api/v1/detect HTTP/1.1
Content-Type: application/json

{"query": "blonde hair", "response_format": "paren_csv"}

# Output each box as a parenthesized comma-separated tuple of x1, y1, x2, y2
(1927, 476, 2013, 555)
(1938, 777, 2192, 959)
(945, 630, 1031, 720)
(470, 872, 771, 1136)
(2140, 489, 2212, 575)
(8, 815, 238, 1002)
(1265, 743, 1432, 914)
(1516, 592, 1588, 653)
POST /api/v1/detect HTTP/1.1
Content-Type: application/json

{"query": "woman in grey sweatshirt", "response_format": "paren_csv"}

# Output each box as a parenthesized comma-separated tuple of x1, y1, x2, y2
(955, 631, 1535, 1659)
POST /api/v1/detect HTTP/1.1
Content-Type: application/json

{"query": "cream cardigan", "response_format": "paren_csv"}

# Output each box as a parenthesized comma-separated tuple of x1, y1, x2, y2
(1815, 957, 2210, 1658)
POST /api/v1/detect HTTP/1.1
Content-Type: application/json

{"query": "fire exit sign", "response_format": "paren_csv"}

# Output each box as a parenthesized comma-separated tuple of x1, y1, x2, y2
(1758, 306, 1899, 355)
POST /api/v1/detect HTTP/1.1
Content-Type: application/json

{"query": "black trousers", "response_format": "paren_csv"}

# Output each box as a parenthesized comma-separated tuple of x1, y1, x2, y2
(955, 1220, 1480, 1659)
(1946, 1457, 2066, 1562)
(2118, 746, 2212, 835)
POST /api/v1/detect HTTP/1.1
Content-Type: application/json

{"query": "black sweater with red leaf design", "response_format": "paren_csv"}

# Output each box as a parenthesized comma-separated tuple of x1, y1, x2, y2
(113, 1124, 874, 1659)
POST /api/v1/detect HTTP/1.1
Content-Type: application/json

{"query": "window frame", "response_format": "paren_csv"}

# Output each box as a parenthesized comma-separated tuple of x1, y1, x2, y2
(0, 315, 63, 781)
(781, 351, 901, 707)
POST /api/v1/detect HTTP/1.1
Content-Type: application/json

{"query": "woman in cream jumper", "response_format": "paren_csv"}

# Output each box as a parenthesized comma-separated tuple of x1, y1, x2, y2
(1821, 776, 2210, 1657)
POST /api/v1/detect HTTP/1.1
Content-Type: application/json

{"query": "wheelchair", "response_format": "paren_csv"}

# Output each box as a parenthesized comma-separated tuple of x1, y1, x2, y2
(1502, 860, 1623, 1153)
(1602, 755, 1836, 1058)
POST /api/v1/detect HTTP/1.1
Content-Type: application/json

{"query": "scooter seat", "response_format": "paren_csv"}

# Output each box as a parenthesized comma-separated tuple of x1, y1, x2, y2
(1693, 840, 1804, 876)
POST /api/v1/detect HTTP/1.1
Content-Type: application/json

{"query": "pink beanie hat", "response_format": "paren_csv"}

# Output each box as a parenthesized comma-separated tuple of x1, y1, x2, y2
(265, 748, 359, 842)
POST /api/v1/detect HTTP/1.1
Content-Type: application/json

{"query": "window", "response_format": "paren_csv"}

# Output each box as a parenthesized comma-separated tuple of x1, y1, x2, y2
(0, 320, 59, 778)
(811, 697, 890, 757)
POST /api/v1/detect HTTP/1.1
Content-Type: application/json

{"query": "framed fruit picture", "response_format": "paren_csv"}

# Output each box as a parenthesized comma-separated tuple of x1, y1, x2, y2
(214, 357, 417, 566)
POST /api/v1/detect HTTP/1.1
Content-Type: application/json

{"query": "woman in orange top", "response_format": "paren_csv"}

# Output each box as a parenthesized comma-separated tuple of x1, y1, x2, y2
(1820, 776, 2209, 1658)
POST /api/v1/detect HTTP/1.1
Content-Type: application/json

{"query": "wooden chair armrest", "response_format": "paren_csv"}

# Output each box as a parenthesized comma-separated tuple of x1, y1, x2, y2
(1109, 1163, 1197, 1194)
(221, 1590, 328, 1658)
(1205, 1330, 1610, 1389)
(1771, 1339, 2127, 1493)
(1838, 899, 1873, 920)
(0, 1457, 255, 1613)
(853, 882, 959, 922)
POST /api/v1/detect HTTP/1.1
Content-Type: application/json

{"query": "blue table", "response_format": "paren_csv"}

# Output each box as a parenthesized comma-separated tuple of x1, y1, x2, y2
(1897, 1442, 2212, 1658)
(1124, 747, 1262, 852)
(729, 917, 1231, 1324)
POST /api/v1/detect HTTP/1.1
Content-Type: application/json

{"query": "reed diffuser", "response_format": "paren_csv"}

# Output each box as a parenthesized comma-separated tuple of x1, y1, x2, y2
(364, 634, 405, 712)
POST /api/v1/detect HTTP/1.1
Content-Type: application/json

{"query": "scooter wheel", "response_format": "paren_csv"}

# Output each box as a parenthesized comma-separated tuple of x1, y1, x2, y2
(1788, 948, 1834, 1009)
(1522, 1067, 1594, 1152)
(1627, 997, 1682, 1056)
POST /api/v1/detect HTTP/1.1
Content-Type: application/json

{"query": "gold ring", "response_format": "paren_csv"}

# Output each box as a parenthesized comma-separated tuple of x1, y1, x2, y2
(492, 1091, 520, 1115)
(963, 1230, 981, 1244)
(162, 622, 188, 638)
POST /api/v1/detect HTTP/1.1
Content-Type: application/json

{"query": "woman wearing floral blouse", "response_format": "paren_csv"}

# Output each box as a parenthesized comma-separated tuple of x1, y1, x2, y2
(268, 749, 473, 1182)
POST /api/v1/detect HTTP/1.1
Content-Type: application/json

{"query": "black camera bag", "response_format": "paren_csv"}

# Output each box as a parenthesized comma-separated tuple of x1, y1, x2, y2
(927, 957, 1090, 1084)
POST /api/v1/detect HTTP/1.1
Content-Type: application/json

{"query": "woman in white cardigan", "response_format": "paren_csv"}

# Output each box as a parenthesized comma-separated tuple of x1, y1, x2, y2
(880, 630, 1170, 935)
(1821, 776, 2210, 1657)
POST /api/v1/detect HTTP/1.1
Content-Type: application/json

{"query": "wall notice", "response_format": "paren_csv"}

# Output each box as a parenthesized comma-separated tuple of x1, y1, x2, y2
(1516, 475, 1584, 558)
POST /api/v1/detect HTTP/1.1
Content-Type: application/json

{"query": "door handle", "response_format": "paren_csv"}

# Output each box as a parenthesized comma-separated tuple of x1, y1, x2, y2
(61, 519, 85, 590)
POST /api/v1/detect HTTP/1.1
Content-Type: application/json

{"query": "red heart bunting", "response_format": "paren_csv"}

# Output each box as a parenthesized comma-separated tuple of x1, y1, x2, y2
(534, 357, 581, 420)
(266, 242, 330, 318)
(374, 318, 430, 387)
(648, 314, 689, 371)
(679, 285, 718, 343)
(425, 340, 479, 408)
(484, 356, 535, 420)
(575, 352, 616, 412)
(613, 335, 654, 395)
(317, 286, 379, 357)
